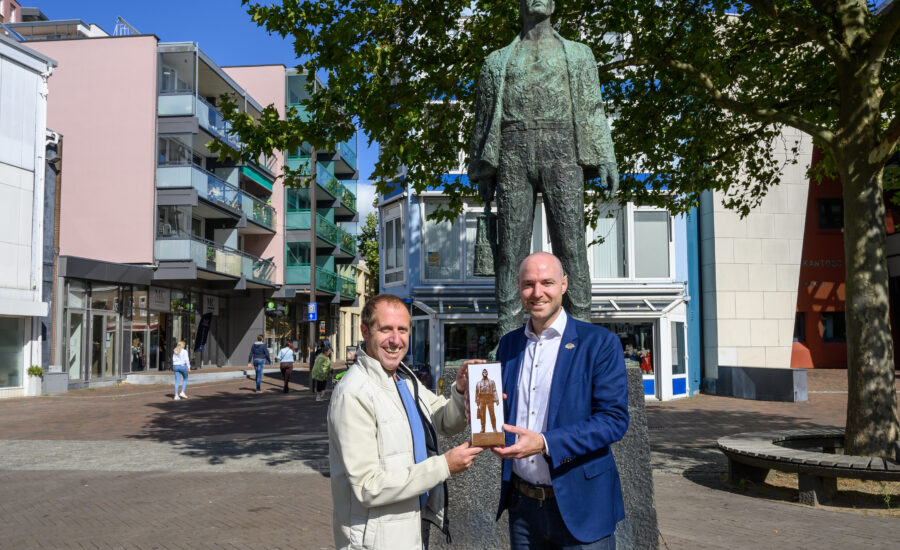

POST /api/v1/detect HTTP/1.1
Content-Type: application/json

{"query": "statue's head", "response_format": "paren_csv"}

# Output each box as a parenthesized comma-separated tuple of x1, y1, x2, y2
(482, 368, 488, 378)
(519, 0, 555, 20)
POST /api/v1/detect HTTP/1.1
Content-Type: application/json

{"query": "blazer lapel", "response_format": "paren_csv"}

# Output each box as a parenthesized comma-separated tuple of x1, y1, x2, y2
(547, 318, 580, 429)
(502, 331, 526, 437)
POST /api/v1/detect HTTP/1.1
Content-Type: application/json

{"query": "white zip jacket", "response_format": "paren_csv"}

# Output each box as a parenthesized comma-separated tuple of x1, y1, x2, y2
(327, 348, 467, 549)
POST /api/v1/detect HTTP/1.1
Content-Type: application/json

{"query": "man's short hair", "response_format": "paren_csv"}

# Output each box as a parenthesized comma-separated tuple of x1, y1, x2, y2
(361, 294, 408, 329)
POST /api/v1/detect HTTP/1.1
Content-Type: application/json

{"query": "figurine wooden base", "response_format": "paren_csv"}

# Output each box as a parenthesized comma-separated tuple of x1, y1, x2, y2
(472, 431, 506, 447)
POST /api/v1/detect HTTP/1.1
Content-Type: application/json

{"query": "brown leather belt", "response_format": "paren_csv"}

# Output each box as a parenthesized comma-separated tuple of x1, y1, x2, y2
(513, 476, 555, 501)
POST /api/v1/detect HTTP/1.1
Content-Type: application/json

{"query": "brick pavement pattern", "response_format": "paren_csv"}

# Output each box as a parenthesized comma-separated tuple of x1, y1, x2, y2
(0, 368, 898, 548)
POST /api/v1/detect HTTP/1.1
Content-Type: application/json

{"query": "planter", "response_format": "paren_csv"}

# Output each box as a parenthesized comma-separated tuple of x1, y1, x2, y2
(24, 374, 42, 397)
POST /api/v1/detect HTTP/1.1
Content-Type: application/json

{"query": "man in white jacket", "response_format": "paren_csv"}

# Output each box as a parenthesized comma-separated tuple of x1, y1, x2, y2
(328, 294, 483, 549)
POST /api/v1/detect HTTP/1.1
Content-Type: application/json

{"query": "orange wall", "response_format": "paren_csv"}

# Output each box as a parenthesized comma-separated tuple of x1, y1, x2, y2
(28, 36, 159, 265)
(791, 147, 847, 368)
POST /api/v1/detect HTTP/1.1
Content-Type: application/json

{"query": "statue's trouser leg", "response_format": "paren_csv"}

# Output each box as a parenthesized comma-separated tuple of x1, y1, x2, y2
(538, 130, 591, 323)
(496, 130, 537, 337)
(488, 403, 497, 431)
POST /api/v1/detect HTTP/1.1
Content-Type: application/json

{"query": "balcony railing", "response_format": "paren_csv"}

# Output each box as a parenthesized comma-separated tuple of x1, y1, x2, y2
(338, 275, 356, 298)
(285, 210, 342, 245)
(338, 180, 357, 213)
(340, 230, 357, 255)
(157, 164, 274, 230)
(157, 92, 242, 150)
(155, 235, 274, 284)
(284, 264, 338, 293)
(339, 139, 357, 171)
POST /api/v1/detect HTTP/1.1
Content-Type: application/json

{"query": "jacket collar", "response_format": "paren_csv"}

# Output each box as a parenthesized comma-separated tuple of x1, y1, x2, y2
(355, 347, 411, 390)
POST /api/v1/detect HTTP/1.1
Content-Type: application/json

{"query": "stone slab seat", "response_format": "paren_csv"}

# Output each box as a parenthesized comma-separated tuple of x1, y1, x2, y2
(717, 428, 900, 506)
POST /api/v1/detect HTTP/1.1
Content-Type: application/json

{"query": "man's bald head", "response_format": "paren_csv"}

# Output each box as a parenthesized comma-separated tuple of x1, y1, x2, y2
(517, 252, 565, 282)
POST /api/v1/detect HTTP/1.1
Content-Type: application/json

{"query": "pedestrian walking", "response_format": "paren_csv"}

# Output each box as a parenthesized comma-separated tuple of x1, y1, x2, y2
(276, 340, 295, 393)
(311, 346, 332, 401)
(172, 340, 190, 400)
(247, 334, 271, 393)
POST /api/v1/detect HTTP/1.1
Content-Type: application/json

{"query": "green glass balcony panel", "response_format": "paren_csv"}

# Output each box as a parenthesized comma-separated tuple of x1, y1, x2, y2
(340, 229, 357, 255)
(284, 264, 338, 293)
(241, 164, 274, 191)
(339, 275, 356, 298)
(339, 137, 357, 171)
(338, 180, 357, 213)
(286, 210, 311, 230)
(316, 213, 340, 245)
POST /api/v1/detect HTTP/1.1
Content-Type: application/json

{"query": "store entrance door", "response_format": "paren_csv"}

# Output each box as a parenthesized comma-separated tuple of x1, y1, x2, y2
(89, 313, 120, 380)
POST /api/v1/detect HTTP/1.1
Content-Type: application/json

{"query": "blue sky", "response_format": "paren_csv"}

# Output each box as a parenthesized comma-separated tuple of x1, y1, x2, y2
(30, 0, 378, 217)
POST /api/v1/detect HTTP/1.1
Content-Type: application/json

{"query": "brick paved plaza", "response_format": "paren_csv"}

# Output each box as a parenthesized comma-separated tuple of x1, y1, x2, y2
(0, 369, 898, 549)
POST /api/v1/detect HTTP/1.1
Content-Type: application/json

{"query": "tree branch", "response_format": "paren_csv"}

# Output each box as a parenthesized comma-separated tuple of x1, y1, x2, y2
(880, 78, 900, 111)
(872, 112, 900, 165)
(743, 0, 848, 61)
(600, 57, 834, 144)
(869, 1, 900, 65)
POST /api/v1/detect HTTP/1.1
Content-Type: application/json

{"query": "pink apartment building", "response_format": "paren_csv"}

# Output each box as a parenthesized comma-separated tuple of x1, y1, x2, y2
(5, 12, 360, 389)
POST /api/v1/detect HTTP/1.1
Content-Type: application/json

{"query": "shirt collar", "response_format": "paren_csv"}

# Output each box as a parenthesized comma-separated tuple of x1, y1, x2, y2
(524, 308, 568, 341)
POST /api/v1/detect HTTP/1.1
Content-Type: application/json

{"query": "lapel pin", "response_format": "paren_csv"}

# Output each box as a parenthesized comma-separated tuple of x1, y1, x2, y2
(565, 343, 575, 350)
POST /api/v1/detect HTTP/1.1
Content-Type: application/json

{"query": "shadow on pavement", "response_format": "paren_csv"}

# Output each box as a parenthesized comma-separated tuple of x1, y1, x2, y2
(127, 370, 332, 475)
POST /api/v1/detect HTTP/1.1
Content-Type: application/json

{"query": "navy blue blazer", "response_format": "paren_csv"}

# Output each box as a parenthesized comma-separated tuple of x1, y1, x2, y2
(496, 316, 629, 543)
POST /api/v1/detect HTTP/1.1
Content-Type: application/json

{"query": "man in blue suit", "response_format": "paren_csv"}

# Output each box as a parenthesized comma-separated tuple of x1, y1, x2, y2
(493, 252, 629, 548)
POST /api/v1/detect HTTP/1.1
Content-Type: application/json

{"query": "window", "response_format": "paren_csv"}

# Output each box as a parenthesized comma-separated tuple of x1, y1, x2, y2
(422, 201, 461, 280)
(158, 136, 195, 166)
(383, 203, 405, 285)
(286, 242, 310, 265)
(599, 321, 655, 375)
(633, 211, 671, 278)
(822, 312, 846, 342)
(0, 317, 24, 388)
(157, 206, 191, 238)
(443, 323, 501, 366)
(818, 198, 844, 229)
(793, 312, 805, 342)
(590, 206, 626, 278)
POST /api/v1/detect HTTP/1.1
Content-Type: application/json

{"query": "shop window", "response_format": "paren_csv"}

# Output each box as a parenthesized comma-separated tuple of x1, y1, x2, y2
(818, 198, 844, 229)
(671, 322, 686, 376)
(599, 321, 655, 374)
(0, 317, 24, 388)
(443, 324, 501, 366)
(423, 200, 461, 280)
(383, 203, 405, 285)
(822, 312, 846, 342)
(67, 279, 87, 308)
(91, 284, 120, 312)
(634, 211, 671, 278)
(590, 206, 627, 278)
(793, 312, 806, 342)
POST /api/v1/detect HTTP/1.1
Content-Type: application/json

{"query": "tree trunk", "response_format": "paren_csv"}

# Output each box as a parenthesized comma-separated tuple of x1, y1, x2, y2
(838, 153, 900, 458)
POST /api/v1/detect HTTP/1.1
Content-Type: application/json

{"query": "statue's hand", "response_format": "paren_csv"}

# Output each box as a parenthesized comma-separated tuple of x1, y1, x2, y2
(598, 162, 619, 199)
(477, 177, 496, 204)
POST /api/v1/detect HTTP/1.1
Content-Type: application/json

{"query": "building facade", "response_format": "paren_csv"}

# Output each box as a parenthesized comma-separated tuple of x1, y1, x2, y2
(0, 33, 54, 397)
(6, 15, 360, 391)
(379, 176, 701, 401)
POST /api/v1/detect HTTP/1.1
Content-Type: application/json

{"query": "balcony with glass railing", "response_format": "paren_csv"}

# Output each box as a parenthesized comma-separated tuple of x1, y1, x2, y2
(155, 235, 274, 285)
(158, 93, 242, 150)
(338, 274, 357, 298)
(157, 163, 274, 230)
(339, 136, 357, 172)
(340, 229, 357, 256)
(337, 180, 357, 214)
(284, 210, 342, 245)
(284, 264, 339, 293)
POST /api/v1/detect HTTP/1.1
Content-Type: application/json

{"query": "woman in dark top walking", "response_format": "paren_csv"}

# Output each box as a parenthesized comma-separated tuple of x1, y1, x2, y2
(247, 334, 271, 393)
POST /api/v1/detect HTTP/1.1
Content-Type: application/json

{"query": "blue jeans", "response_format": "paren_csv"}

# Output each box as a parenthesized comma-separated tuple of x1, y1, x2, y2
(252, 359, 266, 390)
(173, 365, 188, 394)
(508, 491, 615, 550)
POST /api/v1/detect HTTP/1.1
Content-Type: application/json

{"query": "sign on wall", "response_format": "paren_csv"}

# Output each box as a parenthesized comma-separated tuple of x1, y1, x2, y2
(148, 287, 171, 311)
(203, 295, 219, 315)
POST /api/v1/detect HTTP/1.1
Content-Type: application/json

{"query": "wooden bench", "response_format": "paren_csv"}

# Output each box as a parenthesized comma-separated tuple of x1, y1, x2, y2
(717, 428, 900, 505)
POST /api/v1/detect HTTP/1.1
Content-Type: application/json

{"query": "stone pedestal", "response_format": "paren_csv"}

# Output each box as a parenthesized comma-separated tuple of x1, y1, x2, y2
(432, 367, 658, 549)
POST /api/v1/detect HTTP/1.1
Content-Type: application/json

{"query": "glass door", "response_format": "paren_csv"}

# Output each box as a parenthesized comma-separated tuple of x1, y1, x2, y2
(67, 311, 86, 381)
(89, 313, 120, 380)
(670, 320, 688, 397)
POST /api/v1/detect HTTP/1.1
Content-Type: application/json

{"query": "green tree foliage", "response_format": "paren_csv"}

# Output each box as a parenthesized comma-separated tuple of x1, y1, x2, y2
(358, 212, 380, 285)
(228, 0, 900, 457)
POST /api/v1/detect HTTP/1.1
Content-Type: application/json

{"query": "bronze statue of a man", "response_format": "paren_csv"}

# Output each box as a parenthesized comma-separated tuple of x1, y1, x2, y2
(475, 368, 500, 433)
(468, 0, 618, 337)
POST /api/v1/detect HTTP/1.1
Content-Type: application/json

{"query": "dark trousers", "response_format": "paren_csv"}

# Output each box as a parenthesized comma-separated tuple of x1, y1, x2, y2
(508, 490, 615, 550)
(496, 127, 591, 336)
(279, 362, 293, 392)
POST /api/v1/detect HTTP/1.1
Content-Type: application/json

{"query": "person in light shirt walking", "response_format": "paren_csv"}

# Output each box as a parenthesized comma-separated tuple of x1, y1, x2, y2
(172, 340, 190, 400)
(276, 340, 295, 393)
